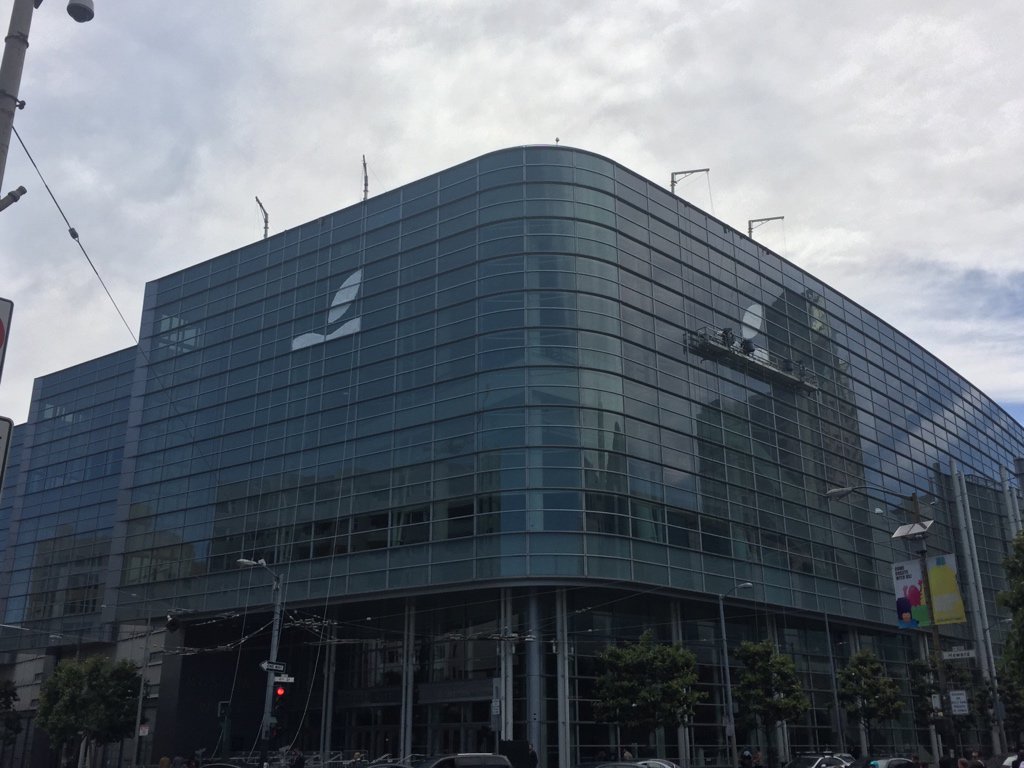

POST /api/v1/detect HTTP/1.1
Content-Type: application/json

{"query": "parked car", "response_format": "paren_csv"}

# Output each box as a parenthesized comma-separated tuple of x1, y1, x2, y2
(835, 756, 856, 767)
(869, 758, 915, 768)
(785, 756, 848, 768)
(636, 760, 680, 768)
(412, 755, 512, 768)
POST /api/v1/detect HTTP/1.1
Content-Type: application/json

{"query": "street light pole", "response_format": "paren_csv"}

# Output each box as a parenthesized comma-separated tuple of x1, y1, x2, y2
(239, 558, 284, 768)
(0, 0, 94, 196)
(129, 623, 154, 768)
(718, 581, 752, 768)
(829, 486, 947, 768)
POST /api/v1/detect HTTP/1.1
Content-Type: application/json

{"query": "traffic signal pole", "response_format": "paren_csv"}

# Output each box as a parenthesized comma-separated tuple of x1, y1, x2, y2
(261, 572, 284, 768)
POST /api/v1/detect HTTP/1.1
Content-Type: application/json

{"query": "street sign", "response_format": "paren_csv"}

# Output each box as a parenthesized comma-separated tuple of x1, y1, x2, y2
(942, 648, 976, 660)
(0, 297, 11, 386)
(949, 690, 969, 716)
(0, 417, 12, 496)
(260, 660, 286, 673)
(274, 674, 295, 683)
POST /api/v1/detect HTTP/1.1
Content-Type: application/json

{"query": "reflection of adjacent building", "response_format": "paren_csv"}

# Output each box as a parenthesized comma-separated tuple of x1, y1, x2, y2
(0, 146, 1023, 768)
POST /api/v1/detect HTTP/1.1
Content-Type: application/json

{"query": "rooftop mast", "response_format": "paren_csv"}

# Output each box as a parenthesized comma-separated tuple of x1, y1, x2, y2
(255, 196, 269, 240)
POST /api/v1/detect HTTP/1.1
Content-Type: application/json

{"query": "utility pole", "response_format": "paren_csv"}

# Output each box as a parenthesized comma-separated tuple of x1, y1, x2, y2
(0, 0, 94, 198)
(239, 558, 284, 768)
(130, 624, 154, 768)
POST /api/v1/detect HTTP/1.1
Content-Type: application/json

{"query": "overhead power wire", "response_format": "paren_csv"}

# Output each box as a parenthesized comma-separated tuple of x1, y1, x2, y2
(12, 124, 137, 344)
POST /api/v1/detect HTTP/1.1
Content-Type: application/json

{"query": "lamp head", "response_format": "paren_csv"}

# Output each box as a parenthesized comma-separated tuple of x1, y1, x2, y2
(67, 0, 94, 22)
(824, 486, 856, 499)
(891, 519, 935, 540)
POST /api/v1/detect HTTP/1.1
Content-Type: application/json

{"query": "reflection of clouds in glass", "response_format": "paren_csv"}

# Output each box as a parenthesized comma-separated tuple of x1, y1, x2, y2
(741, 303, 764, 339)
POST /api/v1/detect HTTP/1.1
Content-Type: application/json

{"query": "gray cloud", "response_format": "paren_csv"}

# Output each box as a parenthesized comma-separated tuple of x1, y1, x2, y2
(0, 0, 1022, 426)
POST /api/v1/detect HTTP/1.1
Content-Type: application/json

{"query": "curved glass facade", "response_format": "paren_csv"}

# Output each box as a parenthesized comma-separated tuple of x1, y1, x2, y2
(1, 145, 1022, 767)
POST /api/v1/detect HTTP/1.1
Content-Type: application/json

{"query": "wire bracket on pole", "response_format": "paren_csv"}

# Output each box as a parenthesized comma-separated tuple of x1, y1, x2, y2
(0, 90, 25, 109)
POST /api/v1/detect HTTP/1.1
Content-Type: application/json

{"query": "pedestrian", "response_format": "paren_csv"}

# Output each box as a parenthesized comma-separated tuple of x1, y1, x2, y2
(740, 750, 754, 768)
(968, 753, 985, 768)
(528, 743, 539, 768)
(957, 758, 968, 768)
(1012, 747, 1024, 768)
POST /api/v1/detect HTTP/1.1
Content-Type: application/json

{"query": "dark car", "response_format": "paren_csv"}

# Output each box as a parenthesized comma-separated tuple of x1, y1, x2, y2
(869, 759, 914, 768)
(785, 756, 848, 768)
(413, 755, 512, 768)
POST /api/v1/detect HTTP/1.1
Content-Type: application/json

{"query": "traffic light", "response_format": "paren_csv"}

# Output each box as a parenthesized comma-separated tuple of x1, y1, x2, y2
(272, 685, 286, 716)
(272, 684, 288, 729)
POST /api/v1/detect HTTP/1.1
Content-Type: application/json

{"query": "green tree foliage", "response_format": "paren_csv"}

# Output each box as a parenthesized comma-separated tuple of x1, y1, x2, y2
(37, 655, 141, 760)
(734, 640, 809, 761)
(998, 530, 1024, 739)
(836, 650, 903, 753)
(593, 630, 706, 733)
(0, 679, 22, 746)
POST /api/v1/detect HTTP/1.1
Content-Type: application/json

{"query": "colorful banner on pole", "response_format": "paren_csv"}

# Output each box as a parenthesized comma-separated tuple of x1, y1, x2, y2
(892, 554, 966, 628)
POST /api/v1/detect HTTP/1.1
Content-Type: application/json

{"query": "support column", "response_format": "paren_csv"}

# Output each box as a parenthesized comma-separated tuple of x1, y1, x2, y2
(400, 599, 415, 760)
(555, 589, 571, 768)
(824, 615, 844, 752)
(1002, 466, 1022, 538)
(767, 616, 790, 765)
(671, 600, 690, 768)
(526, 590, 543, 752)
(849, 631, 867, 759)
(500, 589, 514, 741)
(952, 462, 1002, 754)
(321, 624, 337, 763)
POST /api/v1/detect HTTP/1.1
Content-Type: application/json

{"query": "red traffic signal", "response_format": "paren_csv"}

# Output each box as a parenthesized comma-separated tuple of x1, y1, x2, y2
(275, 685, 286, 698)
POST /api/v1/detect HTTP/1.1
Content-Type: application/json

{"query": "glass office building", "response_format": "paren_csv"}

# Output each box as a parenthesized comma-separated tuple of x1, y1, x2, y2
(1, 145, 1022, 768)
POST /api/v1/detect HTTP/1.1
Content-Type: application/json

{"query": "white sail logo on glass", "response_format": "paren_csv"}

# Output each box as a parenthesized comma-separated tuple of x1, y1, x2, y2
(291, 270, 363, 350)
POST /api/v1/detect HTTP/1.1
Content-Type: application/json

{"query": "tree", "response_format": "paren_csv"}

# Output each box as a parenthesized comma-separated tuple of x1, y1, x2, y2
(733, 640, 809, 767)
(0, 679, 22, 746)
(593, 630, 705, 749)
(837, 650, 903, 755)
(999, 531, 1024, 742)
(36, 656, 141, 768)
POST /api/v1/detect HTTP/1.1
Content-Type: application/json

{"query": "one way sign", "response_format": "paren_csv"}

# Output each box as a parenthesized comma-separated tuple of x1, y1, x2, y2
(260, 660, 286, 673)
(0, 297, 12, 386)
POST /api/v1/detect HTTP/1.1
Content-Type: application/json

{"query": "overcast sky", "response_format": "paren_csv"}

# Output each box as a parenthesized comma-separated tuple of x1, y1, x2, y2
(0, 0, 1022, 429)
